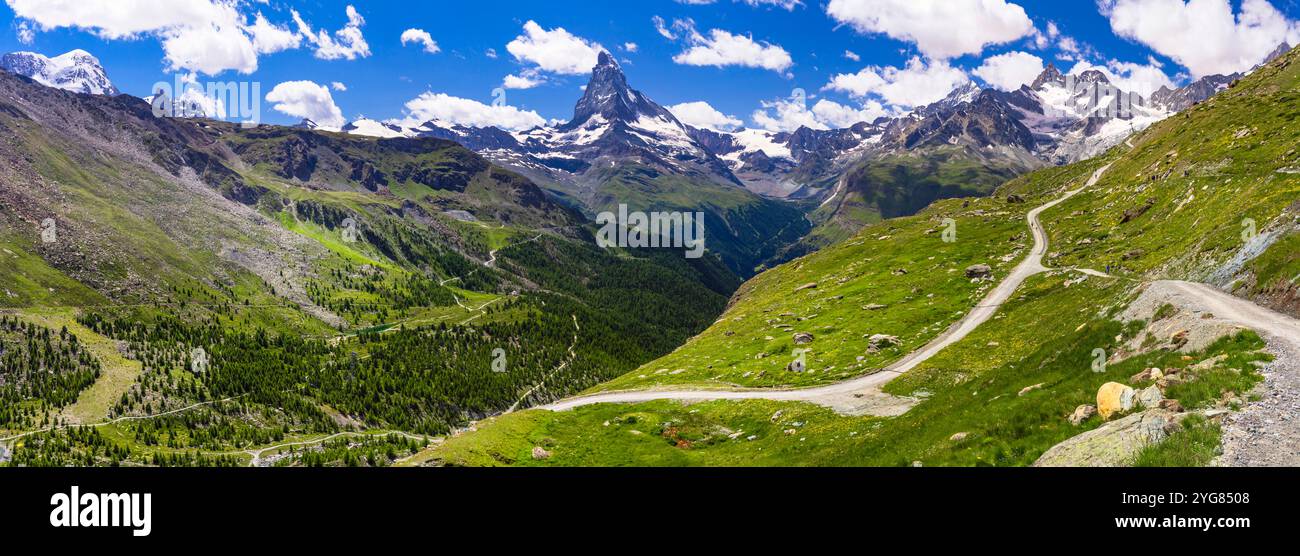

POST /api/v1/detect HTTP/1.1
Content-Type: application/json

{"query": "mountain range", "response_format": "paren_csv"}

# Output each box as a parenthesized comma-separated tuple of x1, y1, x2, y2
(2, 45, 1291, 272)
(337, 46, 1290, 259)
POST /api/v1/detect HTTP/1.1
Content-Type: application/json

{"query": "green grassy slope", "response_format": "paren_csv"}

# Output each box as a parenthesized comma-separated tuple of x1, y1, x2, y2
(0, 71, 740, 466)
(583, 162, 811, 277)
(788, 147, 1033, 258)
(423, 47, 1300, 467)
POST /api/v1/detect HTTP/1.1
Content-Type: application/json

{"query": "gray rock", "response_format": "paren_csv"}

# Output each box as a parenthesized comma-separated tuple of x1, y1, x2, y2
(1034, 410, 1188, 467)
(866, 334, 901, 353)
(965, 264, 993, 279)
(793, 332, 814, 345)
(1069, 404, 1097, 426)
(1136, 385, 1164, 408)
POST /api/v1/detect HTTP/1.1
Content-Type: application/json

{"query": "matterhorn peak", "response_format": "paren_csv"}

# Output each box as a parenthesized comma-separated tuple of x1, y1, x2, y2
(562, 49, 676, 131)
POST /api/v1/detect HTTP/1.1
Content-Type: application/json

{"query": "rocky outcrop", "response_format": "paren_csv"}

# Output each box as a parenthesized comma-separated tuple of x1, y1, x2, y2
(1034, 409, 1188, 467)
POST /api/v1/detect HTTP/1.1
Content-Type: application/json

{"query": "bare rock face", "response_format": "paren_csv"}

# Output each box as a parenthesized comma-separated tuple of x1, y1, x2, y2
(1034, 409, 1187, 467)
(1097, 382, 1136, 420)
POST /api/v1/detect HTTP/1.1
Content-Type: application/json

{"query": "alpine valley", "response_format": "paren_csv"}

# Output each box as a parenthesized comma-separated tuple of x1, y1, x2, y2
(1, 33, 1298, 469)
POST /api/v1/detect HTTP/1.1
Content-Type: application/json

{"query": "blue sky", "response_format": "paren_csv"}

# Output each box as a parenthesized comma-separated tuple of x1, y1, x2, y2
(3, 1, 1299, 131)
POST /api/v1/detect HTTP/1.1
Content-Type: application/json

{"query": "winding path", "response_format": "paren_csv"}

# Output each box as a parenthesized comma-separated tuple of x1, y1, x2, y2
(1141, 281, 1300, 466)
(543, 164, 1114, 414)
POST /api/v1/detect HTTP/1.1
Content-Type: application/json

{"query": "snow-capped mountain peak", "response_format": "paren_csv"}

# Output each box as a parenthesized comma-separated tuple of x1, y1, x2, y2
(0, 49, 118, 96)
(562, 51, 679, 131)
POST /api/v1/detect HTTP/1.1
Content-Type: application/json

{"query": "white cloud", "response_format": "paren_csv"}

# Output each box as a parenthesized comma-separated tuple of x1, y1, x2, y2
(843, 50, 860, 62)
(1101, 0, 1300, 78)
(331, 81, 347, 91)
(485, 48, 498, 59)
(247, 12, 300, 54)
(668, 101, 743, 131)
(503, 71, 544, 89)
(973, 51, 1044, 91)
(7, 0, 259, 74)
(752, 97, 826, 131)
(750, 96, 888, 131)
(826, 0, 1035, 59)
(16, 20, 34, 44)
(810, 98, 888, 127)
(623, 42, 639, 53)
(1068, 58, 1176, 97)
(666, 19, 793, 74)
(673, 29, 793, 73)
(400, 28, 440, 54)
(395, 92, 546, 131)
(742, 0, 803, 9)
(293, 5, 370, 61)
(653, 16, 678, 40)
(825, 56, 970, 108)
(5, 0, 367, 75)
(160, 20, 258, 75)
(506, 20, 603, 76)
(675, 0, 804, 9)
(265, 80, 345, 128)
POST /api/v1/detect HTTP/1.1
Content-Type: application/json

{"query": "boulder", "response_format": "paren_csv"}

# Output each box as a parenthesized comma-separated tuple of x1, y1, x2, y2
(965, 264, 993, 279)
(1097, 382, 1136, 420)
(949, 432, 969, 442)
(1069, 404, 1097, 426)
(794, 282, 818, 292)
(793, 332, 815, 345)
(1130, 368, 1163, 384)
(866, 334, 901, 353)
(863, 304, 888, 311)
(1034, 410, 1187, 467)
(531, 446, 551, 460)
(1007, 194, 1026, 204)
(1136, 385, 1164, 409)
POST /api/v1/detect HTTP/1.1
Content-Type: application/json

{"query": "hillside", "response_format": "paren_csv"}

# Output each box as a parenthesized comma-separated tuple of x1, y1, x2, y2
(422, 46, 1300, 467)
(0, 68, 738, 466)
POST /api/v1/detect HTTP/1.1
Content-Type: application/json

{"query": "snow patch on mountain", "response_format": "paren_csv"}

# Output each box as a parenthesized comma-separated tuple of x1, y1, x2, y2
(0, 49, 118, 96)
